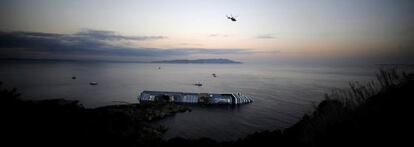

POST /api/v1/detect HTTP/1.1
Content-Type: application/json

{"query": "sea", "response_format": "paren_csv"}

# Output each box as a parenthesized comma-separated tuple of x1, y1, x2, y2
(0, 61, 378, 141)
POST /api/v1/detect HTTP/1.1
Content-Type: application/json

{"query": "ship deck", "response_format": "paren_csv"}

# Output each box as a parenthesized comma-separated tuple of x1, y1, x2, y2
(138, 91, 253, 105)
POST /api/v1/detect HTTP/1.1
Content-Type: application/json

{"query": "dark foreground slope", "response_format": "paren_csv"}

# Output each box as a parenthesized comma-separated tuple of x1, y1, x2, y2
(164, 69, 414, 147)
(1, 69, 413, 147)
(0, 87, 190, 147)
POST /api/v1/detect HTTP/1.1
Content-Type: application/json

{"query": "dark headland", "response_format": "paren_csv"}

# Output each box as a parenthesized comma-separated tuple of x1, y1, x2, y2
(1, 68, 413, 147)
(150, 58, 242, 64)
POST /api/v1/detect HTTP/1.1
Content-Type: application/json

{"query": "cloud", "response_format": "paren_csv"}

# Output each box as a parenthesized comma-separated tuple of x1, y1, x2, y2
(0, 30, 251, 60)
(208, 34, 230, 38)
(167, 48, 252, 55)
(178, 43, 203, 46)
(76, 29, 167, 41)
(256, 34, 276, 39)
(255, 49, 282, 54)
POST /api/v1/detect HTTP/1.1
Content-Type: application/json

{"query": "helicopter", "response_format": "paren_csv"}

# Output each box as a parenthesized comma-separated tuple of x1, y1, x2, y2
(226, 15, 238, 22)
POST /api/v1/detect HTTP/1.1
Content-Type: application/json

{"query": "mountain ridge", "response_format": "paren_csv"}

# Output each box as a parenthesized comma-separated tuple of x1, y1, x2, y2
(150, 58, 242, 64)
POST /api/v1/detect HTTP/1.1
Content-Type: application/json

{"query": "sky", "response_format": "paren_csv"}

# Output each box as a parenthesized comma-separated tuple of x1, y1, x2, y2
(1, 0, 414, 64)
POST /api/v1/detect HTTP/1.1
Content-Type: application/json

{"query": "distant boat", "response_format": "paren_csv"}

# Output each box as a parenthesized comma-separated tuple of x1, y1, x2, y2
(193, 82, 203, 87)
(89, 82, 98, 85)
(158, 67, 161, 70)
(72, 76, 77, 80)
(212, 73, 216, 77)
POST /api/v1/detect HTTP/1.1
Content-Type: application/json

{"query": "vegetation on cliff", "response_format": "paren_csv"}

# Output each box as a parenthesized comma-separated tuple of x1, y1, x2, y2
(164, 68, 414, 147)
(0, 84, 191, 146)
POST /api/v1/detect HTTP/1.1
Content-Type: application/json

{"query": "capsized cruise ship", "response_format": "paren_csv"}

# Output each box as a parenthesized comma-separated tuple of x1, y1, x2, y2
(138, 91, 253, 105)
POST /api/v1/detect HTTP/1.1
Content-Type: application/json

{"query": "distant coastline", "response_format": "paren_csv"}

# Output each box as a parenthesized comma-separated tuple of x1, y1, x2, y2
(0, 58, 242, 64)
(150, 58, 242, 64)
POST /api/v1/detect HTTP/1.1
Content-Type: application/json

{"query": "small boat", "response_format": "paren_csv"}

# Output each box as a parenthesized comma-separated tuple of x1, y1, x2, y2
(212, 73, 216, 77)
(89, 82, 98, 85)
(193, 82, 203, 87)
(72, 76, 77, 80)
(158, 67, 161, 70)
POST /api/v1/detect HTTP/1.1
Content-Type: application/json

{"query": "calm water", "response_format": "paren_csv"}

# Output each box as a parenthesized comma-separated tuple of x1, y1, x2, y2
(0, 61, 377, 141)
